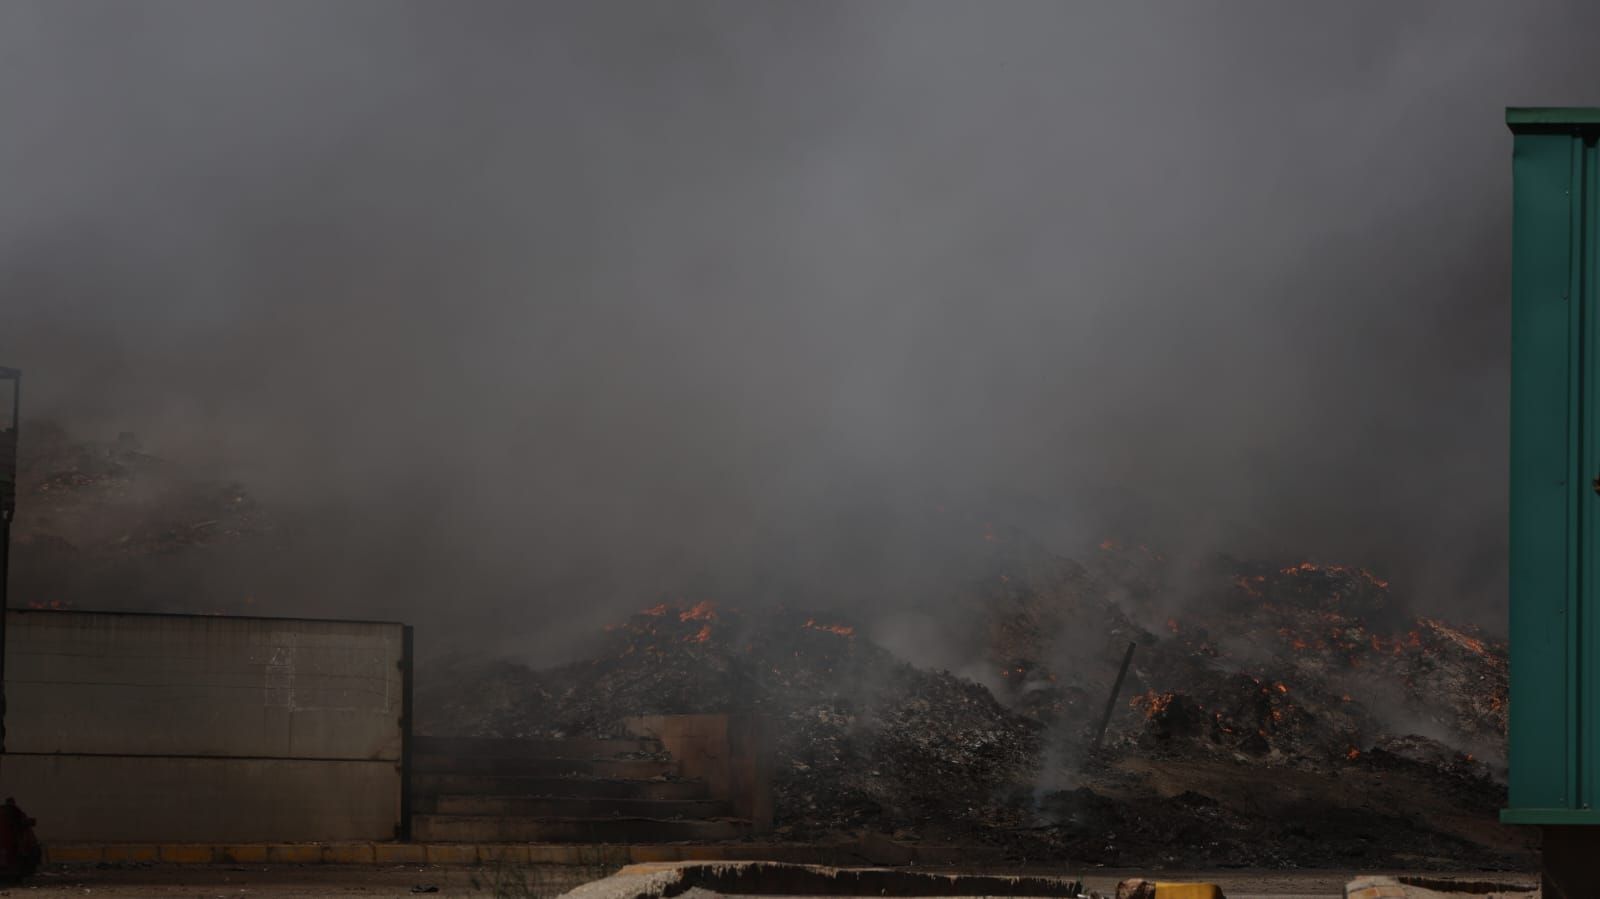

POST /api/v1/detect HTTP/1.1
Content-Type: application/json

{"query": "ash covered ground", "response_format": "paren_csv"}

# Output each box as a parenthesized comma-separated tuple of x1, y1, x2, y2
(10, 427, 1530, 870)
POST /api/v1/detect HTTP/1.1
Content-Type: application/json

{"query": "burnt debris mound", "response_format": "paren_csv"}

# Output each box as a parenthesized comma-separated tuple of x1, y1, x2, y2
(423, 601, 1044, 844)
(424, 526, 1528, 870)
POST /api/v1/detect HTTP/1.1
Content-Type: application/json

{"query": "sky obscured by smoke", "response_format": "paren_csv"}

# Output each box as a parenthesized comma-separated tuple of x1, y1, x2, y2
(1, 1, 1593, 650)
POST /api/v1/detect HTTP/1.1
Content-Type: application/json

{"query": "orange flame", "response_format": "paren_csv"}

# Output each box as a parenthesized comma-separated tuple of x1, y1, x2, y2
(1279, 561, 1390, 590)
(804, 619, 855, 637)
(1131, 690, 1175, 719)
(687, 624, 712, 643)
(1418, 617, 1489, 656)
(641, 603, 669, 617)
(680, 601, 717, 622)
(1233, 574, 1267, 598)
(1347, 747, 1361, 760)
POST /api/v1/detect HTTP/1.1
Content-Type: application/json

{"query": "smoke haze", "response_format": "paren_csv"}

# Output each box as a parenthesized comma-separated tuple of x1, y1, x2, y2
(1, 1, 1592, 654)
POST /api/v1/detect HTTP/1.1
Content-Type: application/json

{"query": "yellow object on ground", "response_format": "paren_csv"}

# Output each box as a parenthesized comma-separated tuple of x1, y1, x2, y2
(1151, 884, 1225, 899)
(1117, 878, 1225, 899)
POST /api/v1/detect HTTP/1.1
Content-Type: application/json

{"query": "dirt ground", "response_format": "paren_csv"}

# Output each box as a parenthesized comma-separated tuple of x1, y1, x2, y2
(0, 865, 1539, 898)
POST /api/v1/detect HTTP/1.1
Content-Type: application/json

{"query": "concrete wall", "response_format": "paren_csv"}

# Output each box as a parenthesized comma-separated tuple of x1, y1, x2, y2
(0, 610, 409, 843)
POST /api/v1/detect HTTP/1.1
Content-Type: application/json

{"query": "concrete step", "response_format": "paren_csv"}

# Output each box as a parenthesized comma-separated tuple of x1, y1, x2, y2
(412, 814, 750, 843)
(412, 755, 676, 778)
(413, 735, 661, 759)
(433, 795, 732, 819)
(412, 774, 710, 801)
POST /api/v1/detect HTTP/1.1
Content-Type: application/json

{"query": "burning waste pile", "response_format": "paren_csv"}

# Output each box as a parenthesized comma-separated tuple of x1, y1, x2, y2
(423, 527, 1528, 869)
(1089, 546, 1506, 770)
(424, 599, 1045, 843)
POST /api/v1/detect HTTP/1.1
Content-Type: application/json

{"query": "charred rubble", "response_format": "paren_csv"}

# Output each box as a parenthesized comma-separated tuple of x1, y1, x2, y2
(422, 602, 1045, 844)
(424, 527, 1528, 869)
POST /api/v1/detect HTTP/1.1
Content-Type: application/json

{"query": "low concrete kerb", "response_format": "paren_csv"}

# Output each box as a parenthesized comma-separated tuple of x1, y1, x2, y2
(41, 841, 1000, 868)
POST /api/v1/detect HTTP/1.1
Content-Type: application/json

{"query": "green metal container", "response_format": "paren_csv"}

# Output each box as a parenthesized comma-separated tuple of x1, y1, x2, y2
(1504, 108, 1600, 825)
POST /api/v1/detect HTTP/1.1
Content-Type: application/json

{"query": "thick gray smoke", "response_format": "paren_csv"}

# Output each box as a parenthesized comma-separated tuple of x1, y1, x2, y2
(0, 1, 1592, 654)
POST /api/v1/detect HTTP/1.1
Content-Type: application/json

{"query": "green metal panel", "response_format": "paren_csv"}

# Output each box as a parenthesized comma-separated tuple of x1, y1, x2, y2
(1505, 110, 1600, 824)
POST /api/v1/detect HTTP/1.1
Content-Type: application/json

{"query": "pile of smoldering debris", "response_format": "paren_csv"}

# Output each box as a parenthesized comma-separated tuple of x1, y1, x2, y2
(423, 601, 1045, 845)
(423, 525, 1528, 869)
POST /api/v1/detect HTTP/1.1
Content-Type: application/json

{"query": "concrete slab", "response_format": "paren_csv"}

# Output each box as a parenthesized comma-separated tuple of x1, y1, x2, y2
(1344, 876, 1535, 898)
(556, 861, 1087, 899)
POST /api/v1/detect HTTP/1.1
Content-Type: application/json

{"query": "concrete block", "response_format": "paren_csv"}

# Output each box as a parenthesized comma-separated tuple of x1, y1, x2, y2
(628, 845, 687, 863)
(423, 843, 480, 864)
(0, 611, 408, 845)
(159, 844, 216, 864)
(3, 754, 402, 844)
(479, 844, 532, 865)
(266, 843, 325, 864)
(221, 844, 270, 864)
(373, 842, 429, 864)
(623, 713, 773, 833)
(100, 844, 159, 863)
(527, 844, 630, 866)
(43, 845, 102, 864)
(323, 843, 375, 864)
(5, 611, 404, 760)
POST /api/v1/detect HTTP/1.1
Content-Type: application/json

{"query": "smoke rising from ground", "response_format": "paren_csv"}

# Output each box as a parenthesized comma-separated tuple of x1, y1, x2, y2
(0, 1, 1593, 653)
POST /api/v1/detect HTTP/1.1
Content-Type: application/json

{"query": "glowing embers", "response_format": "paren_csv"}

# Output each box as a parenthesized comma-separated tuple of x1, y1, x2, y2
(1279, 560, 1391, 591)
(1131, 689, 1176, 719)
(804, 619, 855, 637)
(1418, 616, 1490, 657)
(679, 600, 717, 622)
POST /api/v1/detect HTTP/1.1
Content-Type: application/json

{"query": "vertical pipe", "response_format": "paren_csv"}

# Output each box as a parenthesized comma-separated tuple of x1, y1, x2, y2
(0, 371, 19, 757)
(1093, 641, 1137, 750)
(398, 624, 414, 841)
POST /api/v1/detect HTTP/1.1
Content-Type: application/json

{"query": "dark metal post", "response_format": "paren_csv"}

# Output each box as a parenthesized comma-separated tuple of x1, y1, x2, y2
(0, 369, 19, 756)
(1092, 640, 1137, 750)
(398, 624, 414, 841)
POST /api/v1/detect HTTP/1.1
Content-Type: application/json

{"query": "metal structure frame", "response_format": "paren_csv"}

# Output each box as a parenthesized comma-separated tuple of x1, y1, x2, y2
(1505, 109, 1600, 825)
(1505, 108, 1600, 898)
